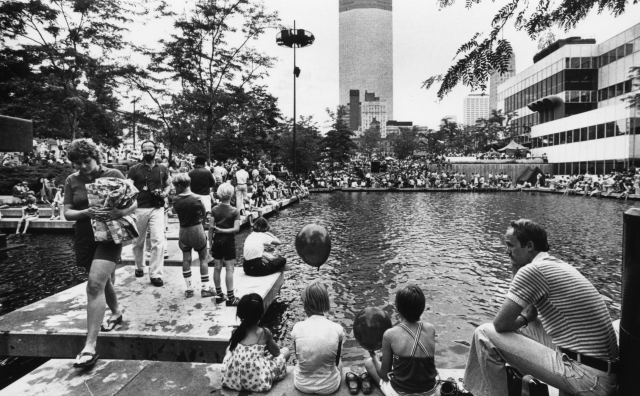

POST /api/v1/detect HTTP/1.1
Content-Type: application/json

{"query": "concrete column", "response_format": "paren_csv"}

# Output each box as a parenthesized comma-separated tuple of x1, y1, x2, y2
(620, 208, 640, 395)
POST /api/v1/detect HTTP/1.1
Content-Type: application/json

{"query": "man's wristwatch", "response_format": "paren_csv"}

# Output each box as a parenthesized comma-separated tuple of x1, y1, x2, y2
(518, 315, 529, 328)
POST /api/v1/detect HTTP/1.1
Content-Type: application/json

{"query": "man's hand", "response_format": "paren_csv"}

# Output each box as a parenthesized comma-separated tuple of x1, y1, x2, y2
(95, 207, 122, 221)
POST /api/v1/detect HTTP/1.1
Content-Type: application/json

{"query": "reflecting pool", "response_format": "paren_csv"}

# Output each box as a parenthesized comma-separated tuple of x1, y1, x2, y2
(0, 191, 636, 389)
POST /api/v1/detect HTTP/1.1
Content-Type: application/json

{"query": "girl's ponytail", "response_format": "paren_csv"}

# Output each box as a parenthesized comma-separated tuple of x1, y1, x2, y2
(228, 293, 265, 352)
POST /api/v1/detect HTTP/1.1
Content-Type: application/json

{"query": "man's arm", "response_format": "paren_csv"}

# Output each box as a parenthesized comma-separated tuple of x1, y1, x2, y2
(493, 298, 536, 333)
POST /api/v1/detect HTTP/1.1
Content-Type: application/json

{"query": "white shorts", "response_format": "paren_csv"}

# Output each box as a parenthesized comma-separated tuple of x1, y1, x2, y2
(199, 194, 212, 215)
(379, 380, 437, 396)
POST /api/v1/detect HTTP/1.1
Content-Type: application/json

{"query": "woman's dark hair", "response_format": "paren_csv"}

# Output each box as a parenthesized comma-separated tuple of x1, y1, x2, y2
(67, 139, 102, 164)
(228, 293, 264, 352)
(509, 219, 550, 252)
(47, 174, 56, 180)
(395, 285, 425, 322)
(169, 160, 178, 169)
(252, 217, 270, 233)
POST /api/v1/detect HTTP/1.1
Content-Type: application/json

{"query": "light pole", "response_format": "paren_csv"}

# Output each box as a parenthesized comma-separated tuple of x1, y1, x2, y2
(277, 22, 314, 178)
(131, 97, 139, 148)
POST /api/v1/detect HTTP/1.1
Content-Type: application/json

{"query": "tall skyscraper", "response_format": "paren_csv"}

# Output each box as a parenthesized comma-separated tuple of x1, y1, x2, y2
(339, 0, 393, 120)
(489, 56, 516, 112)
(463, 94, 490, 126)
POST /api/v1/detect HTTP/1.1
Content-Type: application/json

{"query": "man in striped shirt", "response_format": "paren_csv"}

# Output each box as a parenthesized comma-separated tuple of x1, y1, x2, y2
(464, 219, 618, 396)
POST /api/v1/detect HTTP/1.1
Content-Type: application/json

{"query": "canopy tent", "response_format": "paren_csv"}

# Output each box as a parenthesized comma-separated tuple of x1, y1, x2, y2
(517, 166, 544, 185)
(499, 140, 529, 156)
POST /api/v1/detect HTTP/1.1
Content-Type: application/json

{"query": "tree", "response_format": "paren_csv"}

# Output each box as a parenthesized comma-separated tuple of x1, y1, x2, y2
(423, 0, 638, 99)
(390, 127, 420, 159)
(145, 0, 279, 159)
(323, 106, 357, 172)
(277, 116, 322, 175)
(439, 118, 460, 151)
(360, 125, 381, 159)
(0, 0, 145, 144)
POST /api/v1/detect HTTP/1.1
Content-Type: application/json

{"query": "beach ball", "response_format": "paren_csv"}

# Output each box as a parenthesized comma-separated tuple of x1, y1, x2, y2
(295, 224, 331, 268)
(353, 307, 393, 351)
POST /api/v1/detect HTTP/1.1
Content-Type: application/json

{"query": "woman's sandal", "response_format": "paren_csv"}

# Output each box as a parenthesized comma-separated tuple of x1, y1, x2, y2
(100, 314, 123, 332)
(345, 372, 360, 395)
(359, 372, 373, 395)
(73, 352, 99, 368)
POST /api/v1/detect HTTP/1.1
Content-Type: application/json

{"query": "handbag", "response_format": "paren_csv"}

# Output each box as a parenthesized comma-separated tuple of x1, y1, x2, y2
(506, 366, 549, 396)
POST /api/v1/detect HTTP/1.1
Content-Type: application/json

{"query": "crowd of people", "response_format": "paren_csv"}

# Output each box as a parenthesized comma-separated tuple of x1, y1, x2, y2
(305, 158, 517, 190)
(545, 170, 640, 199)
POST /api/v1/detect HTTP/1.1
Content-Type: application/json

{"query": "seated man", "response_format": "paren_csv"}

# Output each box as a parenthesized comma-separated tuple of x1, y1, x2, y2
(464, 219, 618, 396)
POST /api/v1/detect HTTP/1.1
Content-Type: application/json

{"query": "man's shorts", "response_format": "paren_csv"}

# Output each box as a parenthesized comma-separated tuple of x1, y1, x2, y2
(178, 224, 207, 252)
(211, 234, 236, 260)
(198, 194, 212, 215)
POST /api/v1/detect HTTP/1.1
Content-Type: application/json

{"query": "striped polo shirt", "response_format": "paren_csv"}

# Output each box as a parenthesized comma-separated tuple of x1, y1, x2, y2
(507, 252, 618, 361)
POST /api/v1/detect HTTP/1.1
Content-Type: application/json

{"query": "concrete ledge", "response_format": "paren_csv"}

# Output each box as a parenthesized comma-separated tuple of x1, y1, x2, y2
(0, 208, 56, 218)
(522, 187, 640, 200)
(0, 266, 284, 363)
(0, 219, 74, 231)
(0, 360, 472, 396)
(310, 187, 522, 193)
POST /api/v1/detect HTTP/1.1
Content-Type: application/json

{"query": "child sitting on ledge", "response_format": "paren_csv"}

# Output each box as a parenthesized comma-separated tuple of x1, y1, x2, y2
(222, 293, 290, 392)
(15, 196, 40, 234)
(365, 285, 438, 396)
(292, 282, 345, 394)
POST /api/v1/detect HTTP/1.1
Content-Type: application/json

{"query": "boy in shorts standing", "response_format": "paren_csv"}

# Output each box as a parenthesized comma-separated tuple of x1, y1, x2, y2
(171, 174, 214, 298)
(209, 183, 241, 306)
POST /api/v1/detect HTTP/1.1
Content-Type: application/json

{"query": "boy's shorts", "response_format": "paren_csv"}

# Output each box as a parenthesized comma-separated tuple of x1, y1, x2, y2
(211, 234, 236, 260)
(179, 225, 207, 252)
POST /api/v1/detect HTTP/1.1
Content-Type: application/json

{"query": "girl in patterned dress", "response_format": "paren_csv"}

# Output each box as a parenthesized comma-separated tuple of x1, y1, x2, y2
(221, 293, 291, 392)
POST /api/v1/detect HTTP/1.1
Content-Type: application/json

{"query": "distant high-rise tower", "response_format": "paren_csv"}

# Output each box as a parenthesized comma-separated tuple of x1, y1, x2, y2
(489, 56, 516, 112)
(339, 0, 393, 120)
(463, 94, 490, 126)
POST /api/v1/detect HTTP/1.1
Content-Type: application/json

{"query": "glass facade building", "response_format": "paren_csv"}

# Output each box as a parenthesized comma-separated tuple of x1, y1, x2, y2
(497, 24, 640, 173)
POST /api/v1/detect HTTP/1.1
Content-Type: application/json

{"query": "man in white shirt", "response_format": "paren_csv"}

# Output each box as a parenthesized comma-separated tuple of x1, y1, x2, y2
(212, 162, 227, 189)
(234, 163, 249, 212)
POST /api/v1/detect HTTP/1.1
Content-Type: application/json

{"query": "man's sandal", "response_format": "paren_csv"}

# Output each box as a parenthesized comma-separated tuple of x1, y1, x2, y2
(345, 372, 360, 395)
(359, 372, 373, 395)
(73, 352, 99, 368)
(100, 314, 123, 332)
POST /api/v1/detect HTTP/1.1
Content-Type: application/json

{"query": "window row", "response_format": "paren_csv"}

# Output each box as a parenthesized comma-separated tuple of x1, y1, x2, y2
(552, 159, 638, 176)
(505, 69, 598, 112)
(598, 79, 634, 101)
(531, 118, 640, 149)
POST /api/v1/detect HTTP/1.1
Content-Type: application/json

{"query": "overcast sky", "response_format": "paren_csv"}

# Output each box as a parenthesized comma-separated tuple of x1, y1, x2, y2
(129, 0, 640, 131)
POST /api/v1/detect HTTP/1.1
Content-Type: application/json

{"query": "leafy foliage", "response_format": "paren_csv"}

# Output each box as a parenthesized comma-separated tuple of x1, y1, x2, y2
(359, 125, 382, 159)
(424, 0, 640, 98)
(322, 106, 357, 168)
(276, 116, 322, 175)
(0, 0, 145, 144)
(0, 163, 74, 195)
(390, 127, 420, 159)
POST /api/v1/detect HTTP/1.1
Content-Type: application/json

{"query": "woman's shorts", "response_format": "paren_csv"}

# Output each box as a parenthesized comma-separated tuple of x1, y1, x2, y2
(179, 224, 207, 252)
(75, 239, 122, 271)
(211, 234, 236, 260)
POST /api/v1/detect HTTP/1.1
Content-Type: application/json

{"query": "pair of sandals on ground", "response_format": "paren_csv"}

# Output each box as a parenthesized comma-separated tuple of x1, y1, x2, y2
(345, 371, 466, 396)
(73, 313, 123, 368)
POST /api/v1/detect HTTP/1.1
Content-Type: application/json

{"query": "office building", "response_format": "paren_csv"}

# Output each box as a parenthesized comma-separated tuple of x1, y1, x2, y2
(360, 91, 389, 137)
(463, 94, 490, 125)
(339, 0, 393, 120)
(489, 56, 516, 111)
(496, 24, 640, 174)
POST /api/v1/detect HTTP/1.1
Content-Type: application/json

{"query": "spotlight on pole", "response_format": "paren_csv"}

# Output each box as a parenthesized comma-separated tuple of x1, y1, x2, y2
(276, 22, 315, 178)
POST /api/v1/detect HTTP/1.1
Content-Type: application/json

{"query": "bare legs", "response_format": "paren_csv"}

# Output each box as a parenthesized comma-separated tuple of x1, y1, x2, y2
(213, 259, 235, 293)
(77, 259, 119, 363)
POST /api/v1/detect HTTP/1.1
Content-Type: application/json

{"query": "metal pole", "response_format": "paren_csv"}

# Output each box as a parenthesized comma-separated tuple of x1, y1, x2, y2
(293, 21, 297, 178)
(132, 98, 137, 148)
(620, 207, 640, 395)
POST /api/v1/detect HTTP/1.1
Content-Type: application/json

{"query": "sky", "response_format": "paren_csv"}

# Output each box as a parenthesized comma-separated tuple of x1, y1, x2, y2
(128, 0, 640, 131)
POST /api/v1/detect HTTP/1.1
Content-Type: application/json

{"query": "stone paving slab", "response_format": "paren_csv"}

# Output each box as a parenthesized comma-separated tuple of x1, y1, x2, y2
(0, 266, 284, 363)
(0, 361, 472, 396)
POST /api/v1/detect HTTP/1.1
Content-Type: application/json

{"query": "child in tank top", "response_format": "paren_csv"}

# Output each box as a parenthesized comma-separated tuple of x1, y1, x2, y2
(364, 285, 438, 396)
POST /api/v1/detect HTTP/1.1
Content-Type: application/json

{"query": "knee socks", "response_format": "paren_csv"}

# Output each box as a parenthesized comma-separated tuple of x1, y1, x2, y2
(201, 275, 211, 290)
(183, 270, 193, 290)
(215, 287, 223, 297)
(227, 290, 235, 300)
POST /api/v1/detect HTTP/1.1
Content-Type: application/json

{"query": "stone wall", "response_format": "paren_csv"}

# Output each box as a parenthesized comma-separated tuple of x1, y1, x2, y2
(427, 163, 553, 182)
